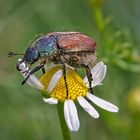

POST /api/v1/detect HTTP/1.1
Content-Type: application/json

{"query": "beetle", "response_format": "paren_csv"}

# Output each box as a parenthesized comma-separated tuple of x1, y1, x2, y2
(8, 32, 96, 96)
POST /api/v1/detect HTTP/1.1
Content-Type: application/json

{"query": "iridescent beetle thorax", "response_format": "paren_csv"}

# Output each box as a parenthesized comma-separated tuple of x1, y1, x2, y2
(35, 35, 58, 56)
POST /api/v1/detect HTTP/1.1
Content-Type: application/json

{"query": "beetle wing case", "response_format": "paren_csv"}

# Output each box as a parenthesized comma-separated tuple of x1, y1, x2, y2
(58, 32, 96, 52)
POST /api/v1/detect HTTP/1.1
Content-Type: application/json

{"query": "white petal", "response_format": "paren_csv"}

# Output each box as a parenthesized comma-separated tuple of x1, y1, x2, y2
(43, 97, 58, 104)
(64, 100, 80, 132)
(26, 75, 44, 89)
(18, 59, 28, 72)
(47, 70, 63, 92)
(18, 60, 44, 89)
(83, 61, 107, 87)
(77, 96, 99, 118)
(87, 93, 119, 112)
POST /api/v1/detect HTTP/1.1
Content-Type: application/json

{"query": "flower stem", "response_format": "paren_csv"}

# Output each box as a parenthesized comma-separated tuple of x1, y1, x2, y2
(57, 103, 71, 140)
(94, 6, 104, 32)
(91, 0, 104, 32)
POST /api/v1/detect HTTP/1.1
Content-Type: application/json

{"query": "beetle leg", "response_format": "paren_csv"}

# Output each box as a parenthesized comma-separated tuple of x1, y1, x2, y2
(61, 62, 69, 98)
(56, 40, 69, 98)
(56, 42, 69, 98)
(21, 63, 44, 85)
(22, 70, 29, 75)
(23, 64, 32, 76)
(41, 66, 46, 74)
(80, 64, 94, 94)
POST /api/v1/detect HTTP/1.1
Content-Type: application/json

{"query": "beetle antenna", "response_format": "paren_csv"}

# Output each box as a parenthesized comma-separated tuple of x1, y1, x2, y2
(8, 51, 24, 57)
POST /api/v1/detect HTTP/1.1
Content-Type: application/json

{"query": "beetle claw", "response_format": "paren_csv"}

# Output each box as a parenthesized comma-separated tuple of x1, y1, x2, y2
(21, 79, 26, 85)
(22, 70, 29, 76)
(21, 74, 30, 85)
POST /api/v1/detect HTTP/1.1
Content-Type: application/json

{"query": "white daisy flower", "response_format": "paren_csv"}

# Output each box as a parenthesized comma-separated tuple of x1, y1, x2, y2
(18, 59, 119, 132)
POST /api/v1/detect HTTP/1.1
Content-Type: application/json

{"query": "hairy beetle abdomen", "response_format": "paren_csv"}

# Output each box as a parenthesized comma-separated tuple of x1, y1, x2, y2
(49, 50, 96, 68)
(63, 51, 96, 68)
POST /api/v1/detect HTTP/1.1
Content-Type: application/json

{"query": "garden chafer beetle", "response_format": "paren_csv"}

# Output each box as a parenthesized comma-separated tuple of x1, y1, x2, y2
(8, 32, 96, 96)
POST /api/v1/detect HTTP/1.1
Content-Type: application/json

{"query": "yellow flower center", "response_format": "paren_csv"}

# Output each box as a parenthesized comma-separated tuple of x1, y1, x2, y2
(39, 65, 88, 102)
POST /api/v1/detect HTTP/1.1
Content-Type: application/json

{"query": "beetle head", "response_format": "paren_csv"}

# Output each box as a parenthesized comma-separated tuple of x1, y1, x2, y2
(16, 47, 39, 71)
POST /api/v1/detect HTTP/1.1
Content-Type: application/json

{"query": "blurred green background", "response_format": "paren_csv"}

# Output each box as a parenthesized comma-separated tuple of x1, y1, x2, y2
(0, 0, 140, 140)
